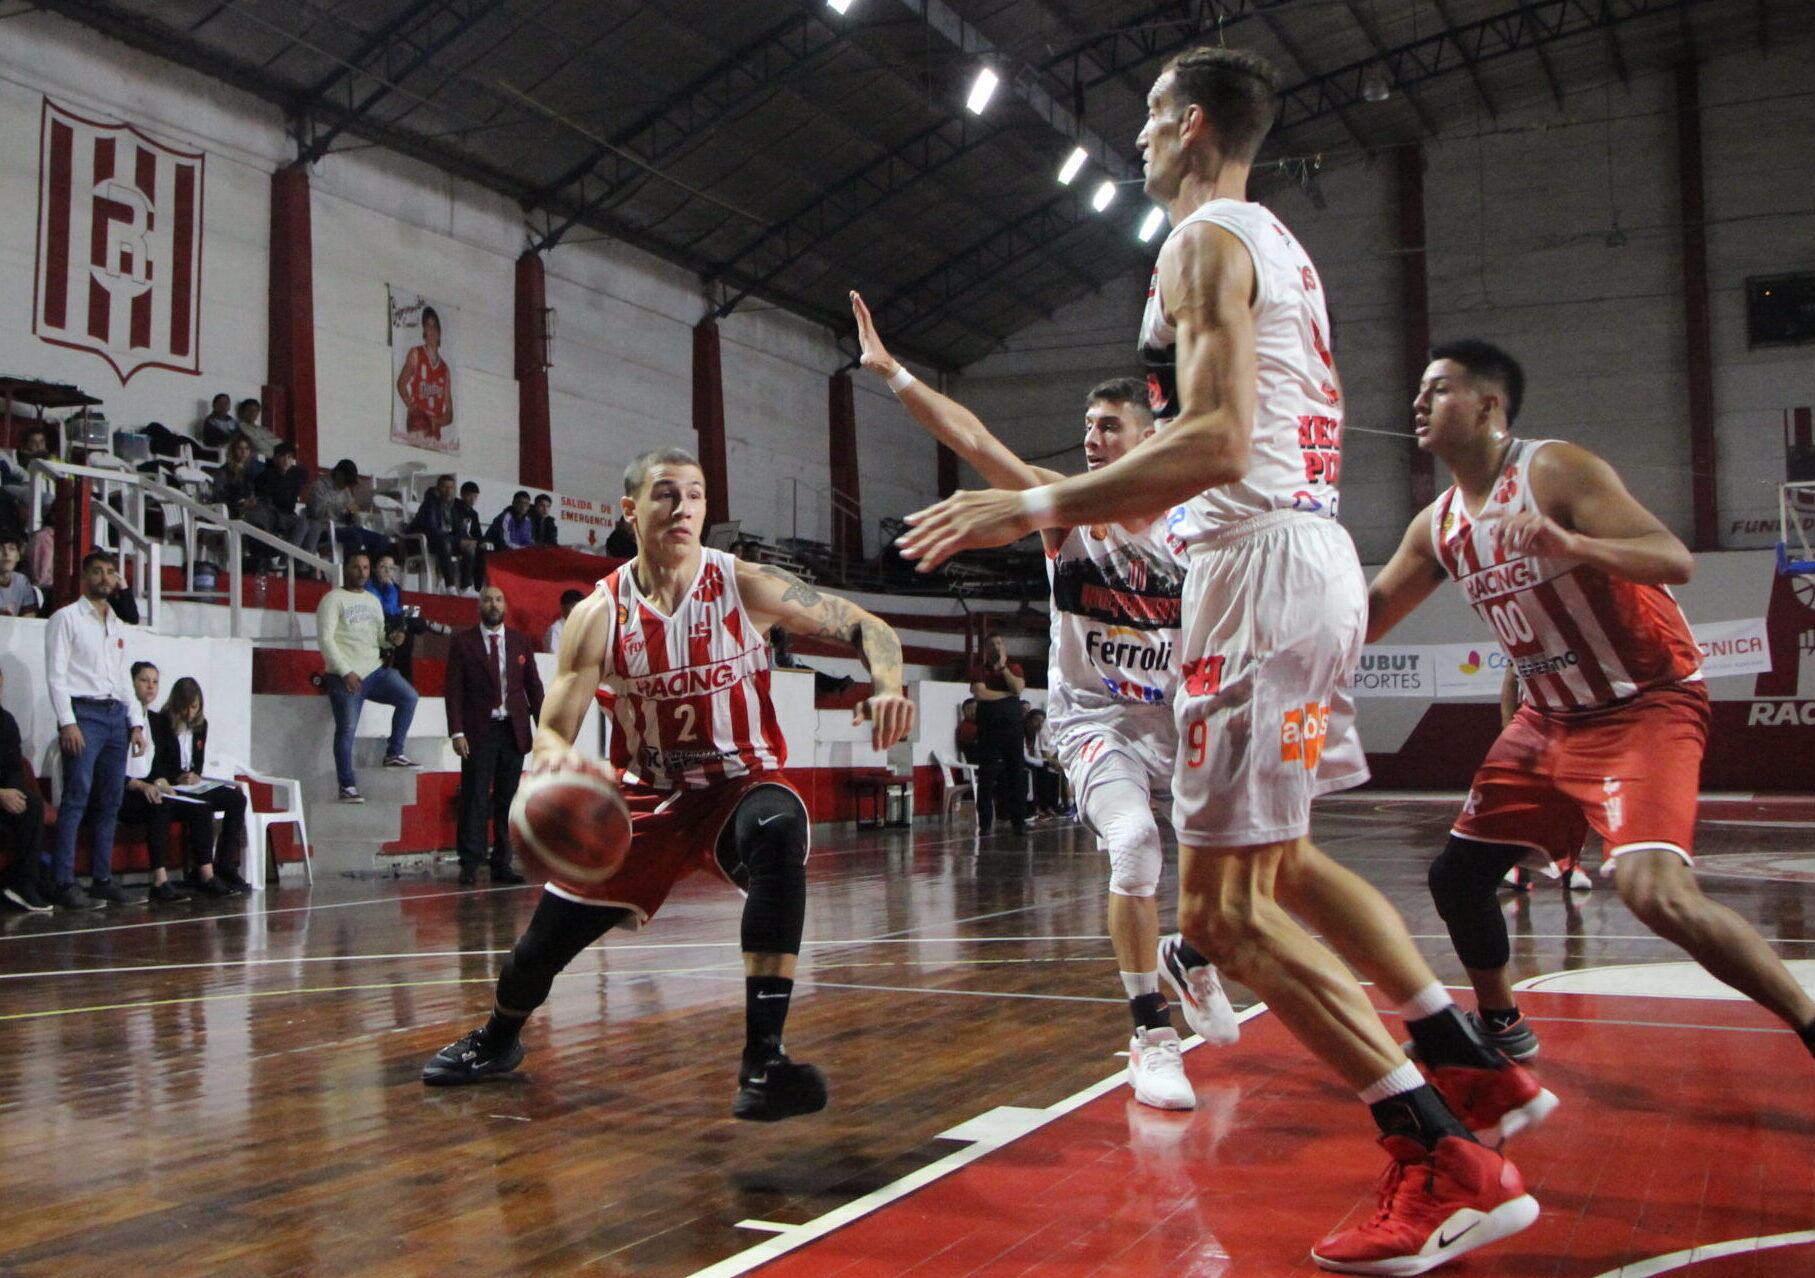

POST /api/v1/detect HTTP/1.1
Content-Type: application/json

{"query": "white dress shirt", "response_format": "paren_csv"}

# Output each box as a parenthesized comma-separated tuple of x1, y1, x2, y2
(45, 597, 146, 729)
(542, 618, 564, 655)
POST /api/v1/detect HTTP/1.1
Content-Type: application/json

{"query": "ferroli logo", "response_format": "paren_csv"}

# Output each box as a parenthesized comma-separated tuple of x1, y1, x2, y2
(1463, 560, 1538, 605)
(1747, 700, 1815, 726)
(1280, 702, 1330, 769)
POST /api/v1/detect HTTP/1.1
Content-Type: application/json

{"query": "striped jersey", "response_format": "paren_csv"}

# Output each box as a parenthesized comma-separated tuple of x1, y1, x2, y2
(1138, 198, 1345, 541)
(593, 547, 786, 788)
(1044, 517, 1186, 727)
(1432, 438, 1701, 713)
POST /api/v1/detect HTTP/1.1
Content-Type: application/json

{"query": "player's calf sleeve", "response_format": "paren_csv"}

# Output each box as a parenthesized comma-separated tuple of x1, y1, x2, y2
(1428, 836, 1530, 972)
(737, 788, 809, 957)
(496, 893, 630, 1015)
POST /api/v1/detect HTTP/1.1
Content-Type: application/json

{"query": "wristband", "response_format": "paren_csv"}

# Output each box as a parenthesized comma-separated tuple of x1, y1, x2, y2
(1018, 485, 1057, 525)
(886, 365, 916, 393)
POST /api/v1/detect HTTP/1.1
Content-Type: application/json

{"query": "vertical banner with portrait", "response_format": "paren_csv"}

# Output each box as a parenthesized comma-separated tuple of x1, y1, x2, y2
(389, 287, 459, 455)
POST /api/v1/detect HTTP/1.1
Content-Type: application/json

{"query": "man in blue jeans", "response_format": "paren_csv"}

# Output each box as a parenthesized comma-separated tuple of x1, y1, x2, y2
(315, 551, 419, 803)
(44, 550, 148, 909)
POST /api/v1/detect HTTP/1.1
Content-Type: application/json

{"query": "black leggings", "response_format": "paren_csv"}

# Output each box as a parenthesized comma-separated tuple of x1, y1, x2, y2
(495, 785, 811, 1016)
(120, 785, 247, 873)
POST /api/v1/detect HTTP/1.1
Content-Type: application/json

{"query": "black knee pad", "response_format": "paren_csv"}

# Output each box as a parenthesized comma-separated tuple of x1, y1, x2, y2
(725, 787, 808, 957)
(1428, 835, 1529, 971)
(496, 892, 628, 1014)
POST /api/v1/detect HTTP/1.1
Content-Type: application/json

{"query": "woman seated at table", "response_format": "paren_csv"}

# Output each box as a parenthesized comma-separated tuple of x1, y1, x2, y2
(120, 663, 250, 900)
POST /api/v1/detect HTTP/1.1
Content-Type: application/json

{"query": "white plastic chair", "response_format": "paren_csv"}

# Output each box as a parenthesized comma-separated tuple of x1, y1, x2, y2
(231, 765, 312, 889)
(931, 750, 976, 821)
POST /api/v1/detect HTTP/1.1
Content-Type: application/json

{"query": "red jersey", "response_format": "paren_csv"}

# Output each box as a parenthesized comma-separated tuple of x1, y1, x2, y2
(403, 349, 450, 425)
(593, 547, 786, 788)
(1433, 439, 1701, 714)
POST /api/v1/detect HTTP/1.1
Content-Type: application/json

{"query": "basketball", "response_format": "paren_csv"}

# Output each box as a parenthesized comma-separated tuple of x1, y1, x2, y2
(507, 765, 632, 885)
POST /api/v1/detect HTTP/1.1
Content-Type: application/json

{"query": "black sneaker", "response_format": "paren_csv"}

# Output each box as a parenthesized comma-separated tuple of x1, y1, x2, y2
(1403, 1010, 1540, 1064)
(732, 1054, 828, 1122)
(215, 867, 251, 893)
(191, 875, 236, 898)
(49, 882, 104, 911)
(3, 880, 52, 913)
(87, 879, 141, 905)
(489, 867, 526, 886)
(147, 880, 193, 904)
(421, 1027, 525, 1086)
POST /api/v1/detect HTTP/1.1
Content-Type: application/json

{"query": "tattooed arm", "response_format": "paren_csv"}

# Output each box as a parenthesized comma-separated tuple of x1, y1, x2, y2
(737, 561, 916, 750)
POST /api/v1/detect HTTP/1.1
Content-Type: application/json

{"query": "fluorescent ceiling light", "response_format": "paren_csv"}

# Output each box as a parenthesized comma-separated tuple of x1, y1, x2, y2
(1138, 207, 1166, 242)
(1091, 179, 1118, 212)
(966, 66, 1000, 115)
(827, 0, 854, 11)
(1057, 147, 1088, 185)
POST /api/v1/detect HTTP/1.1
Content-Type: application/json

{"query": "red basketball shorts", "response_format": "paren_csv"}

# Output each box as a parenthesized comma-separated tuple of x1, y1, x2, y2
(1452, 682, 1709, 871)
(546, 774, 806, 924)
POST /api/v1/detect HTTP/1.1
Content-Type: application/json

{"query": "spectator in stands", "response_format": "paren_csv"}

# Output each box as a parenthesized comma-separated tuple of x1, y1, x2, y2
(411, 473, 479, 591)
(0, 538, 39, 616)
(968, 634, 1027, 836)
(209, 435, 269, 567)
(120, 663, 245, 901)
(308, 459, 392, 563)
(0, 669, 50, 913)
(367, 552, 438, 684)
(454, 481, 486, 587)
(446, 585, 543, 886)
(604, 514, 636, 558)
(44, 550, 147, 910)
(530, 494, 559, 546)
(200, 393, 238, 447)
(16, 423, 55, 470)
(543, 588, 584, 653)
(317, 551, 418, 803)
(253, 442, 314, 560)
(1022, 707, 1065, 821)
(234, 397, 281, 458)
(486, 491, 535, 551)
(954, 697, 979, 765)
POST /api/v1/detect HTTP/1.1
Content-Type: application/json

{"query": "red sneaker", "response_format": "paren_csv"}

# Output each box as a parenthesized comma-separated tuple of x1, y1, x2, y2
(1428, 1061, 1559, 1145)
(1312, 1134, 1539, 1275)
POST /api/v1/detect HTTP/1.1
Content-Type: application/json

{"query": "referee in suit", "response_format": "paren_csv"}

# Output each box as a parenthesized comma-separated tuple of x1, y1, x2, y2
(446, 586, 545, 886)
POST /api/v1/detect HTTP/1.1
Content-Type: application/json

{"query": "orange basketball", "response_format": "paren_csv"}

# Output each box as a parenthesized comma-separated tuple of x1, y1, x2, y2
(507, 766, 632, 885)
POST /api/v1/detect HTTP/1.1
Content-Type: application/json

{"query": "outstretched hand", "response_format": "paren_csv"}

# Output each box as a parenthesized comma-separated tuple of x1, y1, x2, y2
(854, 692, 916, 751)
(896, 489, 1036, 571)
(849, 290, 902, 383)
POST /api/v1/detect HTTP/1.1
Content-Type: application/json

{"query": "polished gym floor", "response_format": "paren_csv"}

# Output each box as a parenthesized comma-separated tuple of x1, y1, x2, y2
(2, 796, 1811, 1277)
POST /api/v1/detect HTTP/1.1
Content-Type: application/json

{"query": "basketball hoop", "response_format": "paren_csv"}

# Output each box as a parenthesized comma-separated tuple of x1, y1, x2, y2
(1776, 480, 1815, 580)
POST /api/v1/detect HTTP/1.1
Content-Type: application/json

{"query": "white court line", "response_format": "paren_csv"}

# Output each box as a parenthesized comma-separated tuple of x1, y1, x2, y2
(1587, 1230, 1815, 1277)
(682, 1002, 1271, 1278)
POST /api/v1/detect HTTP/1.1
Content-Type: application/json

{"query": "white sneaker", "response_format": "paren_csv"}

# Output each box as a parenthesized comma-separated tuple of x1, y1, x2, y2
(1127, 1026, 1196, 1111)
(1157, 934, 1241, 1046)
(1564, 866, 1593, 891)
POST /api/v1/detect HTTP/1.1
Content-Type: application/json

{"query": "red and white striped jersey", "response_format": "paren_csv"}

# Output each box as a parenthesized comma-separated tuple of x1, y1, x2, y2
(592, 548, 786, 788)
(1432, 438, 1701, 714)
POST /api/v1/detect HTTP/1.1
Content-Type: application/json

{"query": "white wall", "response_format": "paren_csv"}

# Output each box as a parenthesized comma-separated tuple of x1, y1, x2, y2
(0, 11, 942, 555)
(951, 38, 1815, 564)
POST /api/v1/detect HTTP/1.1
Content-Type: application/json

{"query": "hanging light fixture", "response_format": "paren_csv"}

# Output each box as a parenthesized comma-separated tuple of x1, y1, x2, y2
(1137, 207, 1166, 242)
(1057, 147, 1088, 186)
(966, 66, 1000, 115)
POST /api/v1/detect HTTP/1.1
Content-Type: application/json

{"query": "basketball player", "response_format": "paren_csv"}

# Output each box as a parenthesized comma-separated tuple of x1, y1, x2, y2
(423, 447, 916, 1122)
(1367, 338, 1815, 1064)
(898, 46, 1547, 1274)
(852, 291, 1237, 1114)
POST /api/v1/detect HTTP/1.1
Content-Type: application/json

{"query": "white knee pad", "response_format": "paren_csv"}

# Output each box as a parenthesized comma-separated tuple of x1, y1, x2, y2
(1101, 808, 1163, 898)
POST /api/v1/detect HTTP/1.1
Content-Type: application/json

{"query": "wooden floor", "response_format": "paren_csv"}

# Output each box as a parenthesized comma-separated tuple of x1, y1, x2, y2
(3, 798, 1813, 1277)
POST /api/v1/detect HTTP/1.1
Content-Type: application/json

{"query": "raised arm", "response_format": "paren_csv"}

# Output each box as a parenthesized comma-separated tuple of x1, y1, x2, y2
(896, 222, 1255, 567)
(1366, 502, 1448, 642)
(738, 562, 915, 750)
(1505, 442, 1693, 585)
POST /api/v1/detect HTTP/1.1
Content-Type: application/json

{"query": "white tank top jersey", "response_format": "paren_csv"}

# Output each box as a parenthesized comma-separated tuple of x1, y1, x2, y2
(1431, 438, 1703, 714)
(592, 547, 786, 789)
(1138, 198, 1345, 543)
(1044, 517, 1188, 726)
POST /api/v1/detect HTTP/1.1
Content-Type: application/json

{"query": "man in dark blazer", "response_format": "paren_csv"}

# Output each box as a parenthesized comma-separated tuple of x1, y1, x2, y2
(0, 669, 50, 912)
(446, 585, 545, 886)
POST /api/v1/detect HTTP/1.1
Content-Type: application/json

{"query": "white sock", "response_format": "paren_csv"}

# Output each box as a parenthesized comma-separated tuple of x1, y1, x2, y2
(1399, 981, 1454, 1023)
(1120, 970, 1161, 999)
(1357, 1061, 1425, 1105)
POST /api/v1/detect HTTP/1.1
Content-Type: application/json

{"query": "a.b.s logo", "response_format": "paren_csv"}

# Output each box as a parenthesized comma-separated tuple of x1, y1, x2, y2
(1280, 702, 1330, 770)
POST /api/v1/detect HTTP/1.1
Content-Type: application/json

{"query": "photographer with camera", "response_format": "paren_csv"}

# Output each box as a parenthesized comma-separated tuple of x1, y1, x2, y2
(968, 632, 1028, 836)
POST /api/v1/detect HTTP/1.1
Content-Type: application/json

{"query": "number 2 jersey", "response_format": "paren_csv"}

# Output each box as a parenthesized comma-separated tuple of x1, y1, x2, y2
(1432, 438, 1701, 714)
(1138, 197, 1345, 541)
(1044, 518, 1186, 732)
(592, 547, 786, 788)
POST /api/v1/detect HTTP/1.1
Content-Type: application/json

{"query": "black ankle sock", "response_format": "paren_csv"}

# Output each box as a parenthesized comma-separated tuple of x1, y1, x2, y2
(1798, 1017, 1815, 1057)
(744, 975, 794, 1065)
(484, 1009, 526, 1045)
(1407, 1004, 1506, 1069)
(1369, 1083, 1475, 1150)
(1130, 992, 1171, 1032)
(1173, 938, 1212, 968)
(1479, 1006, 1524, 1033)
